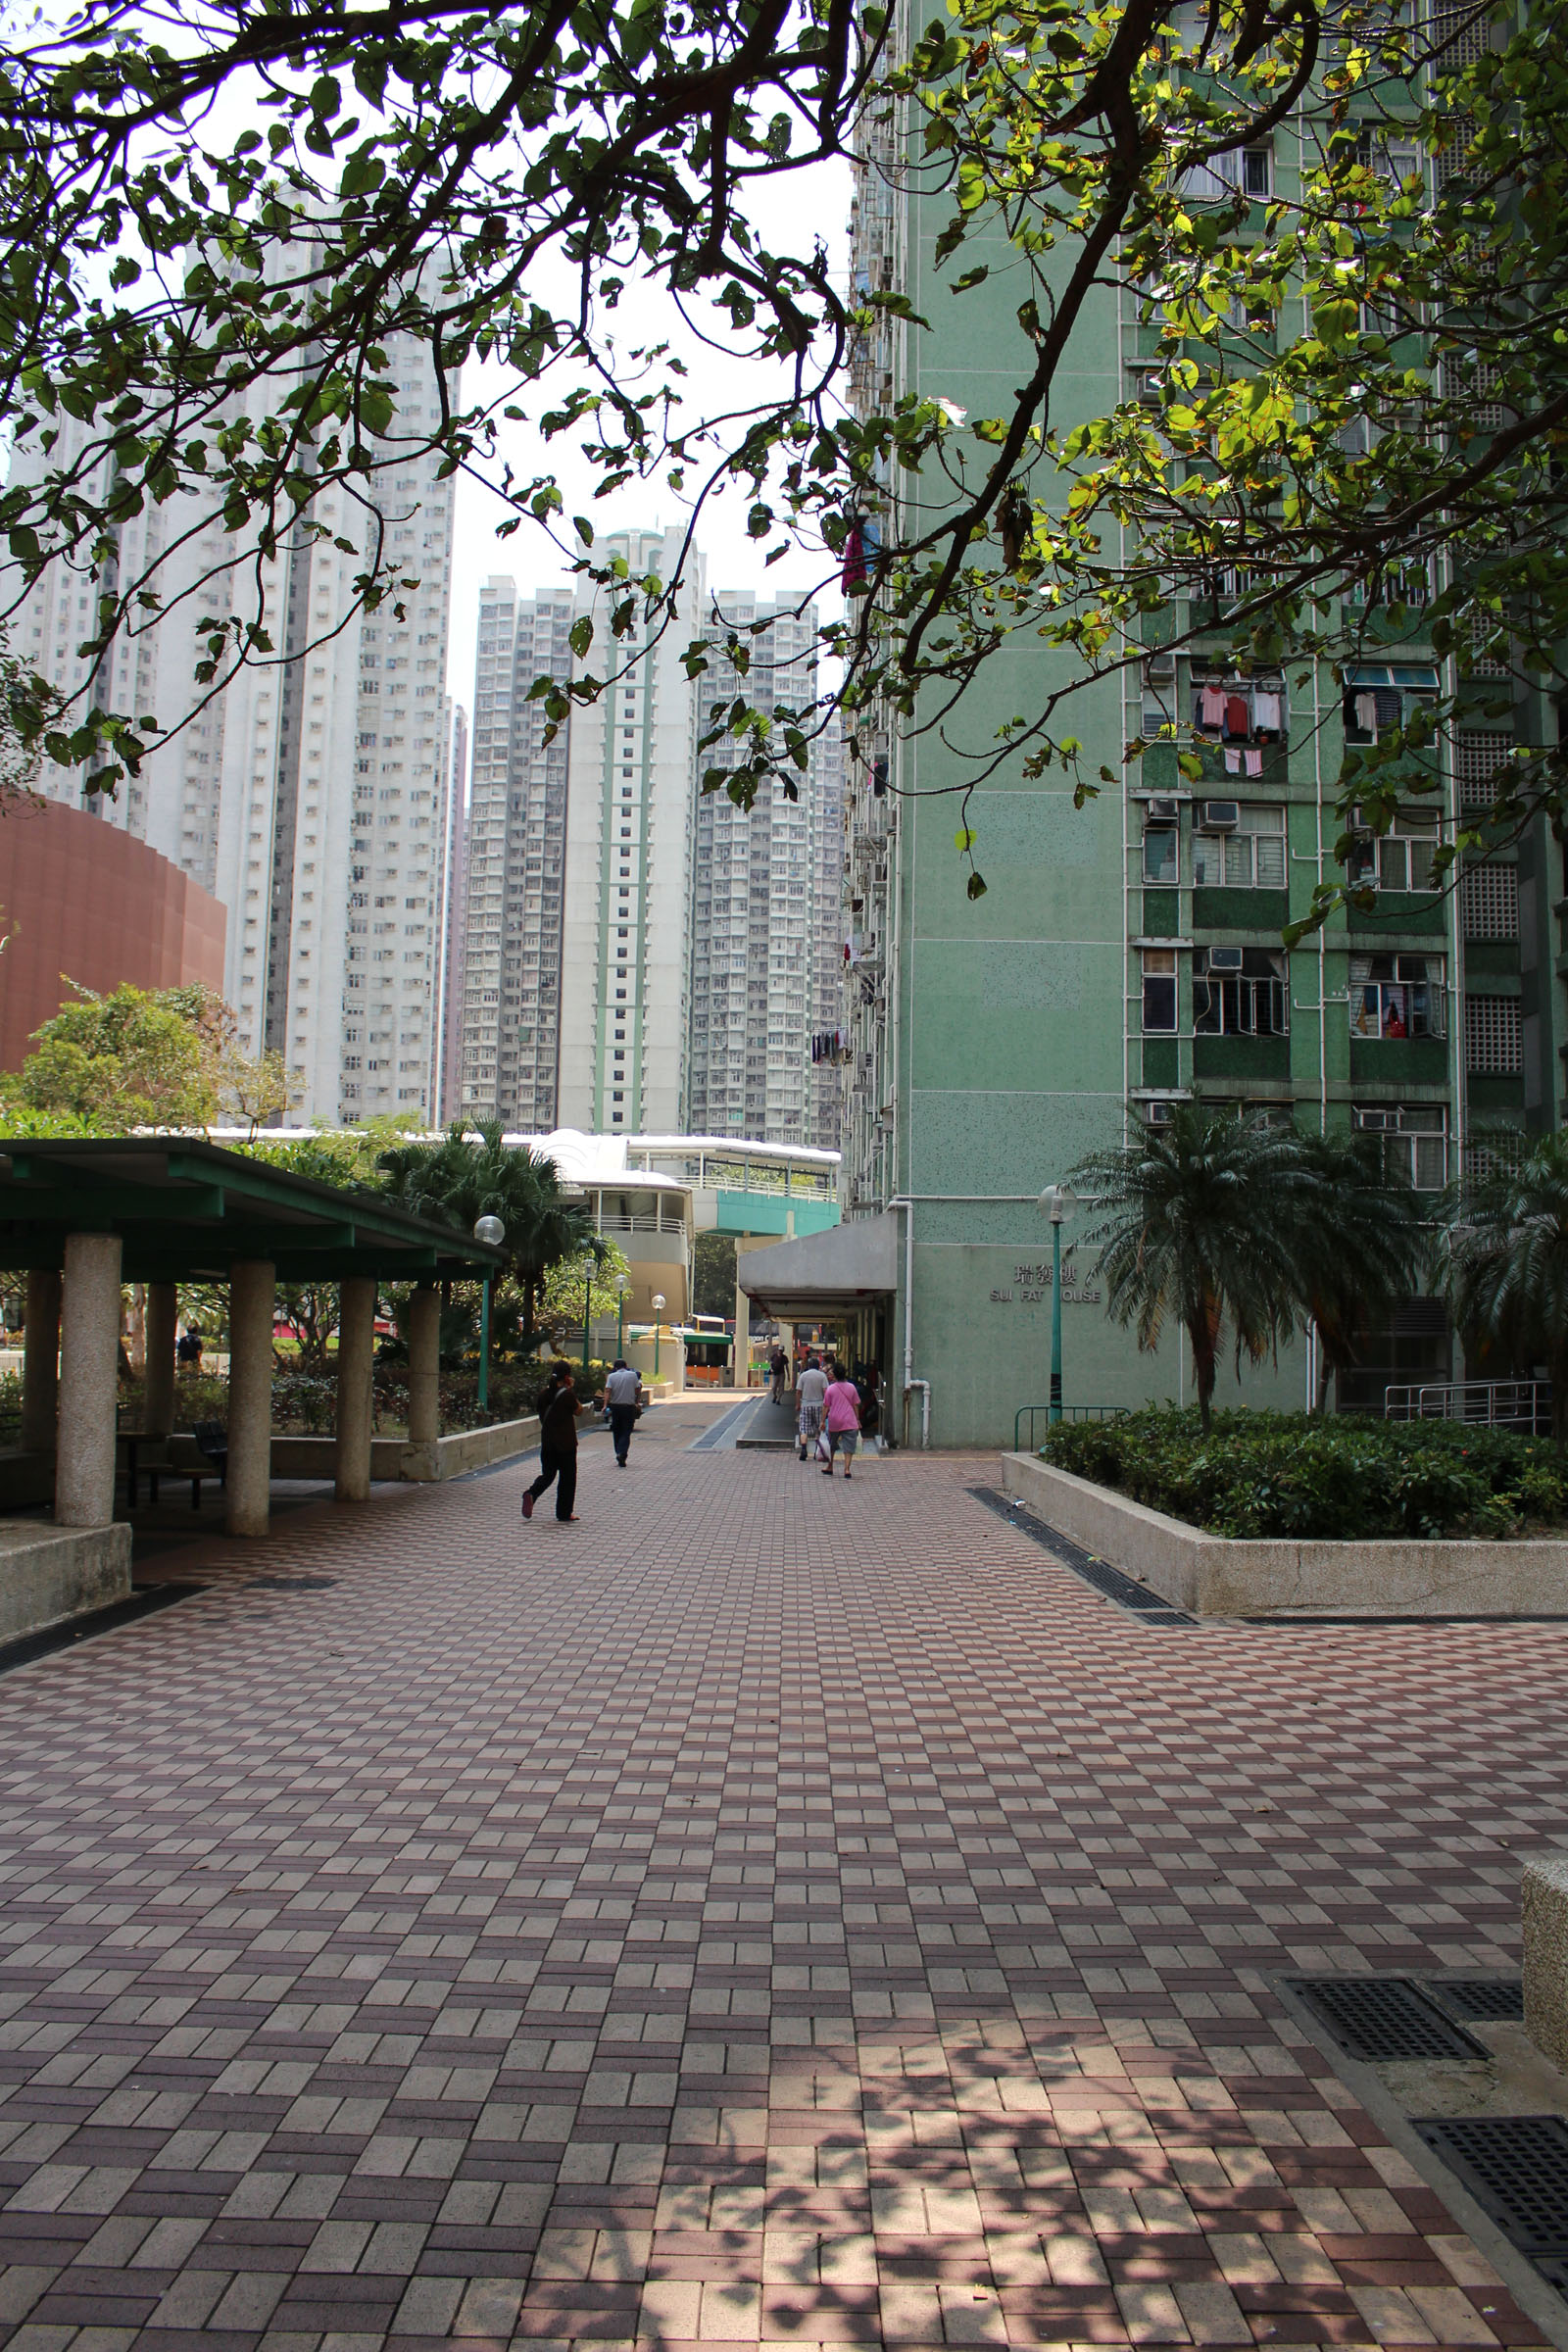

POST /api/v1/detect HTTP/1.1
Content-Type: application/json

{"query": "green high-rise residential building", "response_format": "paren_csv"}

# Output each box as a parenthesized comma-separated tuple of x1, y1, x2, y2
(815, 51, 1562, 1449)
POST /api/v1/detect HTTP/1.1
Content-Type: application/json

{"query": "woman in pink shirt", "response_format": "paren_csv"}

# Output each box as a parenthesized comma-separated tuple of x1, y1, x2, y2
(821, 1361, 861, 1479)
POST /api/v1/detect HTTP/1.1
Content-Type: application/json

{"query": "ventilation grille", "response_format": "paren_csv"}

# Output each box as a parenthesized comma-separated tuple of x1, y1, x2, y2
(1453, 731, 1513, 806)
(1415, 2116, 1568, 2255)
(1466, 994, 1523, 1075)
(1290, 1976, 1489, 2061)
(1461, 861, 1519, 943)
(1428, 1977, 1525, 2023)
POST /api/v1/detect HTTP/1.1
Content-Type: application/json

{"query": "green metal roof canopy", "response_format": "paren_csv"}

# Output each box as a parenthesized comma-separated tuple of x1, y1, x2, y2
(0, 1138, 507, 1286)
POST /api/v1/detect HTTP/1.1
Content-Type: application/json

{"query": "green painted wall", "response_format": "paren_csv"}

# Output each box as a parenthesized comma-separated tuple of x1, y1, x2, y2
(861, 90, 1558, 1448)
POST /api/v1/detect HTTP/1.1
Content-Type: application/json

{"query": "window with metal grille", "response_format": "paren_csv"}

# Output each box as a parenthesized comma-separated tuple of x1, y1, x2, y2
(1466, 995, 1522, 1073)
(1453, 731, 1513, 807)
(1353, 1103, 1447, 1190)
(1350, 954, 1445, 1039)
(1194, 947, 1288, 1036)
(1461, 861, 1518, 940)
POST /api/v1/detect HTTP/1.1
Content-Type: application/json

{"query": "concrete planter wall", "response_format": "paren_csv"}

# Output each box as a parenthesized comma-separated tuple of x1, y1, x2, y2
(0, 1520, 131, 1644)
(1001, 1450, 1568, 1618)
(168, 1415, 542, 1488)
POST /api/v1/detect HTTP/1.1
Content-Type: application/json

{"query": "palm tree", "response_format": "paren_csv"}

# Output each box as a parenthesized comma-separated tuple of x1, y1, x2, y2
(1292, 1126, 1430, 1412)
(1446, 1130, 1568, 1447)
(1070, 1104, 1316, 1434)
(376, 1121, 603, 1355)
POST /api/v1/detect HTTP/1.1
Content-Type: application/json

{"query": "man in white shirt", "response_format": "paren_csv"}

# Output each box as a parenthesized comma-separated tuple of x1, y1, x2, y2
(796, 1355, 828, 1462)
(600, 1360, 644, 1467)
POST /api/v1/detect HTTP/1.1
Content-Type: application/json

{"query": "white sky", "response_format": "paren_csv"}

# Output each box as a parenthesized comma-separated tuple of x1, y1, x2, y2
(443, 155, 854, 725)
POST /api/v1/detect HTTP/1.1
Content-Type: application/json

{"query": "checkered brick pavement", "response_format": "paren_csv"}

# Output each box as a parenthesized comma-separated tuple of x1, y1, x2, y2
(1, 1404, 1566, 2352)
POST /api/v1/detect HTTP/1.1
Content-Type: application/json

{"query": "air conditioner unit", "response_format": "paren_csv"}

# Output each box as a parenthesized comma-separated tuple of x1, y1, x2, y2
(1146, 796, 1180, 820)
(1200, 800, 1241, 831)
(1144, 652, 1176, 683)
(1206, 946, 1244, 970)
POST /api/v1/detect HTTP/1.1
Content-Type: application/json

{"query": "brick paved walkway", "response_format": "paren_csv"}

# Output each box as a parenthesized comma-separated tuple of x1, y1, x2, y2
(2, 1411, 1567, 2352)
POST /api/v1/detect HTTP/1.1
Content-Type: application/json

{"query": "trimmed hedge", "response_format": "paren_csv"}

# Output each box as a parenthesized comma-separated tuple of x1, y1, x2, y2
(1041, 1408, 1568, 1540)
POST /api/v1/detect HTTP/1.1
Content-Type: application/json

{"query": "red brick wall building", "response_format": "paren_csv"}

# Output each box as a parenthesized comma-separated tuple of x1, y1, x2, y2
(0, 799, 227, 1071)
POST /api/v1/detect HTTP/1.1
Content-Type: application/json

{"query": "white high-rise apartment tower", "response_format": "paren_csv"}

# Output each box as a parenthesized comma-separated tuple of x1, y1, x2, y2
(809, 712, 845, 1152)
(5, 325, 456, 1124)
(458, 581, 574, 1124)
(687, 596, 834, 1147)
(557, 525, 706, 1134)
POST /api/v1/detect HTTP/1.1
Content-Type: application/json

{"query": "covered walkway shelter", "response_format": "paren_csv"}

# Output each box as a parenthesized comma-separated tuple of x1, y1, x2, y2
(737, 1210, 900, 1414)
(0, 1138, 504, 1555)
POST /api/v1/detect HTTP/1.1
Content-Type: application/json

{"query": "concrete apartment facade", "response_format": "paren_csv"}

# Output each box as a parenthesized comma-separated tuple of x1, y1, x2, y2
(457, 582, 574, 1126)
(430, 699, 467, 1122)
(809, 715, 847, 1154)
(556, 525, 708, 1136)
(6, 320, 456, 1126)
(688, 597, 835, 1149)
(829, 48, 1562, 1446)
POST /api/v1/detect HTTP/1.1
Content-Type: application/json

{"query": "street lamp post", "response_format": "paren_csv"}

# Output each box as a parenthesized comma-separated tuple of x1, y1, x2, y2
(651, 1292, 666, 1382)
(1036, 1185, 1077, 1425)
(473, 1214, 506, 1415)
(613, 1273, 631, 1357)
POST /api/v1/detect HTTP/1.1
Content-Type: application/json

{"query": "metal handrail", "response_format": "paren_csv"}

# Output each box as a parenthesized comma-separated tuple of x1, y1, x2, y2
(1013, 1402, 1128, 1451)
(1383, 1379, 1552, 1434)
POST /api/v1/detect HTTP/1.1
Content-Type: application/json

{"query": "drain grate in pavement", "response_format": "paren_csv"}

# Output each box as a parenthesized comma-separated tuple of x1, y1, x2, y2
(1427, 1977, 1527, 2024)
(969, 1489, 1197, 1625)
(0, 1582, 203, 1678)
(1289, 1975, 1489, 2061)
(1415, 2116, 1568, 2261)
(246, 1574, 338, 1592)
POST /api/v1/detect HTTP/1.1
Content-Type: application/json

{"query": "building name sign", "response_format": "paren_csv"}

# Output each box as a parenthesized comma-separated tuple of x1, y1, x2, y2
(990, 1259, 1102, 1307)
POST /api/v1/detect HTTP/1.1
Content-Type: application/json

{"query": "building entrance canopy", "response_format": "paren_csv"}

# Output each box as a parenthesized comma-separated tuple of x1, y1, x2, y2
(0, 1139, 505, 1284)
(736, 1210, 898, 1323)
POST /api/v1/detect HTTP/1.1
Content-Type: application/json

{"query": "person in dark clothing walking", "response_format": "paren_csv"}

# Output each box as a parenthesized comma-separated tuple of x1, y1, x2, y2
(523, 1366, 581, 1522)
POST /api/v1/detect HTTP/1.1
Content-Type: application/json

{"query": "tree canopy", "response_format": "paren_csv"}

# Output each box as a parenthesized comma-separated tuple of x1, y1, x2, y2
(375, 1118, 603, 1350)
(1, 0, 1562, 909)
(6, 980, 295, 1131)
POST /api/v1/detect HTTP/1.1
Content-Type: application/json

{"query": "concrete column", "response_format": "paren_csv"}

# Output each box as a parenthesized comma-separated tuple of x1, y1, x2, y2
(1524, 1855, 1568, 2073)
(407, 1286, 441, 1451)
(21, 1266, 61, 1452)
(143, 1284, 177, 1437)
(334, 1277, 377, 1503)
(55, 1234, 122, 1528)
(226, 1260, 275, 1540)
(732, 1236, 750, 1388)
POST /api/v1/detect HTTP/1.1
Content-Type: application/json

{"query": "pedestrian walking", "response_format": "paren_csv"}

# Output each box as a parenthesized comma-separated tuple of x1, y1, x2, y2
(821, 1358, 861, 1479)
(522, 1365, 582, 1522)
(598, 1357, 644, 1467)
(796, 1353, 827, 1461)
(768, 1345, 788, 1405)
(857, 1361, 883, 1452)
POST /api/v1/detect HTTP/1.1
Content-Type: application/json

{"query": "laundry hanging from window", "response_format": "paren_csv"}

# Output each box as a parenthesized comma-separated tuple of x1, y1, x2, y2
(1189, 667, 1288, 744)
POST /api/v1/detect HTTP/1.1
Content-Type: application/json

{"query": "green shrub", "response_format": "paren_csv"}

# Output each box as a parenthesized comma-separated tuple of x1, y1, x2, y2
(1042, 1408, 1568, 1540)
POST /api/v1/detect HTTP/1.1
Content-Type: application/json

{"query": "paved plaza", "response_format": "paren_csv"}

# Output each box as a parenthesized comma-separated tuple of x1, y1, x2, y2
(2, 1399, 1567, 2351)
